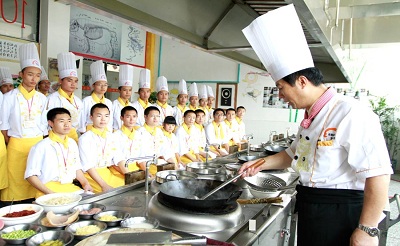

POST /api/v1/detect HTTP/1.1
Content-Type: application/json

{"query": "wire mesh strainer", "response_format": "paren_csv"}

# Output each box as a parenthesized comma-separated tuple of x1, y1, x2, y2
(244, 173, 287, 191)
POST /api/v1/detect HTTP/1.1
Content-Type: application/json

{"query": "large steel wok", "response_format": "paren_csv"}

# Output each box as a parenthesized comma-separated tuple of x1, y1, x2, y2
(158, 179, 242, 212)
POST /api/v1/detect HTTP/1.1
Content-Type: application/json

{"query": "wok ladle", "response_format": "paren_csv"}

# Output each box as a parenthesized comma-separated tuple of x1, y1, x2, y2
(199, 159, 265, 200)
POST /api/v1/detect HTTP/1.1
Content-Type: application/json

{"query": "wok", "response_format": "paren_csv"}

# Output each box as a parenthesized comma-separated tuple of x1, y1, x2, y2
(264, 144, 288, 155)
(186, 162, 224, 174)
(155, 170, 198, 184)
(158, 179, 242, 212)
(238, 155, 259, 163)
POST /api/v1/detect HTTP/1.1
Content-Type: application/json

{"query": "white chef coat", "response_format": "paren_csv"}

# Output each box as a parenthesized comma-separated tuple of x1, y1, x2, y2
(44, 90, 83, 129)
(137, 126, 172, 160)
(172, 105, 189, 126)
(175, 124, 200, 156)
(162, 131, 179, 158)
(24, 137, 82, 184)
(78, 130, 123, 171)
(113, 128, 142, 159)
(131, 100, 153, 127)
(79, 95, 113, 133)
(0, 88, 47, 138)
(155, 103, 174, 125)
(112, 99, 132, 131)
(205, 121, 229, 146)
(194, 123, 207, 150)
(236, 117, 246, 140)
(286, 94, 393, 190)
(0, 92, 3, 117)
(224, 119, 241, 143)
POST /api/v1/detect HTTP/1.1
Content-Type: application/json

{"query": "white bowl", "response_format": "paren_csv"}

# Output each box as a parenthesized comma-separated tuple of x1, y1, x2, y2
(0, 204, 44, 226)
(35, 193, 82, 213)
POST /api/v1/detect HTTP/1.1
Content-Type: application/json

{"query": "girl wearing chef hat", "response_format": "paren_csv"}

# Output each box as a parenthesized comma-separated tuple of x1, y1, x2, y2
(112, 64, 133, 131)
(155, 76, 174, 125)
(44, 52, 83, 143)
(0, 67, 14, 94)
(0, 42, 47, 202)
(172, 79, 189, 126)
(188, 82, 199, 111)
(79, 60, 113, 133)
(132, 68, 153, 126)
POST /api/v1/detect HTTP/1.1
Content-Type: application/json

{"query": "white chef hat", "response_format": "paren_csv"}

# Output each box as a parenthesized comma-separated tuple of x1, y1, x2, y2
(40, 66, 49, 81)
(207, 85, 215, 98)
(199, 84, 208, 100)
(139, 68, 151, 89)
(156, 76, 168, 92)
(0, 67, 13, 86)
(119, 64, 133, 87)
(19, 43, 41, 70)
(189, 82, 198, 97)
(178, 79, 188, 95)
(57, 52, 78, 79)
(242, 4, 314, 82)
(90, 60, 107, 86)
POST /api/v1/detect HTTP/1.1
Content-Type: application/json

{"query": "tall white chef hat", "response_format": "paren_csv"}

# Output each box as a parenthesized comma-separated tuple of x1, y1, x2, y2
(156, 76, 168, 92)
(178, 79, 188, 95)
(119, 64, 133, 87)
(207, 85, 215, 98)
(57, 52, 78, 79)
(188, 82, 198, 97)
(40, 66, 49, 81)
(242, 4, 314, 82)
(19, 43, 41, 70)
(0, 67, 13, 86)
(139, 68, 151, 89)
(199, 84, 208, 100)
(90, 60, 107, 86)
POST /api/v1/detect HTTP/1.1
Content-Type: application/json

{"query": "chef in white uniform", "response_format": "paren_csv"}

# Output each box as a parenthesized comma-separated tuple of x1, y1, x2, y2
(206, 85, 215, 123)
(239, 4, 392, 246)
(112, 64, 133, 131)
(188, 82, 199, 111)
(154, 76, 174, 125)
(0, 67, 14, 94)
(37, 66, 50, 96)
(198, 84, 210, 124)
(132, 68, 153, 126)
(172, 79, 189, 126)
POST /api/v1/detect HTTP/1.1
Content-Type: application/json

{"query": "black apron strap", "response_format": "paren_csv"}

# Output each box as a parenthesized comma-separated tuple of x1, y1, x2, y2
(295, 185, 364, 246)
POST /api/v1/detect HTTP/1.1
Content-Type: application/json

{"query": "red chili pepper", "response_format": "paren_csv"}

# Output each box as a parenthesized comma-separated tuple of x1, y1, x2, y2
(3, 210, 36, 218)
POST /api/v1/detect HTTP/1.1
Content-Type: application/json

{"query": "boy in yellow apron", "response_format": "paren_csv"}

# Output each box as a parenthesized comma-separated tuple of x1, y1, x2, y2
(112, 65, 133, 131)
(25, 108, 93, 198)
(78, 103, 125, 193)
(172, 79, 189, 126)
(131, 68, 153, 127)
(194, 109, 218, 160)
(154, 76, 174, 125)
(205, 108, 230, 156)
(0, 43, 47, 202)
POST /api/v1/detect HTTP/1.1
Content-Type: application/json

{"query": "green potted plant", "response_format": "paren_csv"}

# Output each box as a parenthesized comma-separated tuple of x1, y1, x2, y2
(370, 96, 400, 172)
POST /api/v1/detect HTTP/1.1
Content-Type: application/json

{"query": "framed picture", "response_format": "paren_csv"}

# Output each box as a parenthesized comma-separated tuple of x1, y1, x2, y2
(216, 83, 238, 109)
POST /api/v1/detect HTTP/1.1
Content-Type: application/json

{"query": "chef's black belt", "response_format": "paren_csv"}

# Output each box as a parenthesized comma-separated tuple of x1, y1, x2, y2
(295, 185, 364, 246)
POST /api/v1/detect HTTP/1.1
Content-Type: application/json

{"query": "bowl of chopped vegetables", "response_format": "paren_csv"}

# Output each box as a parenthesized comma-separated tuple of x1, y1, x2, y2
(25, 230, 74, 246)
(35, 193, 82, 214)
(0, 204, 44, 226)
(65, 220, 107, 240)
(93, 210, 130, 227)
(0, 223, 43, 244)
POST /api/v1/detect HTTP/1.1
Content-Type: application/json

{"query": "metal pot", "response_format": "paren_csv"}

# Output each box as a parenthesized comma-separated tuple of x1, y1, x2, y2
(158, 179, 242, 212)
(155, 170, 198, 184)
(186, 162, 224, 174)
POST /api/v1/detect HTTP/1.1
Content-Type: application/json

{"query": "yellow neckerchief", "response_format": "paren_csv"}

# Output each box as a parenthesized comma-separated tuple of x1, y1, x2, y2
(91, 93, 105, 103)
(144, 123, 157, 136)
(177, 104, 187, 113)
(91, 127, 108, 138)
(121, 125, 136, 140)
(194, 122, 204, 132)
(224, 119, 233, 129)
(58, 88, 74, 104)
(207, 106, 213, 111)
(156, 100, 168, 109)
(189, 105, 198, 111)
(18, 84, 36, 100)
(182, 123, 192, 135)
(212, 121, 225, 140)
(138, 98, 150, 109)
(117, 97, 130, 106)
(236, 116, 242, 124)
(48, 130, 69, 149)
(162, 129, 173, 139)
(199, 106, 208, 113)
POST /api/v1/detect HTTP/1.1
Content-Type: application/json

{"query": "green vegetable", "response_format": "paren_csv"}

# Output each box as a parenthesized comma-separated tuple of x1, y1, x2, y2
(1, 229, 36, 239)
(39, 239, 63, 246)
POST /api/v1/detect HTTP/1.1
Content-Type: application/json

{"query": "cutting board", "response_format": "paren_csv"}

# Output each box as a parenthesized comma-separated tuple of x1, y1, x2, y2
(75, 228, 182, 246)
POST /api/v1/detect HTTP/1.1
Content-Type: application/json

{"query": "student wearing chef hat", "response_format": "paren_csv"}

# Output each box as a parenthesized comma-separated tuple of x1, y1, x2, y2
(198, 84, 210, 125)
(112, 65, 133, 131)
(44, 52, 83, 143)
(172, 79, 189, 126)
(239, 4, 392, 245)
(132, 68, 153, 126)
(0, 90, 5, 193)
(0, 67, 14, 94)
(0, 42, 47, 203)
(155, 76, 174, 125)
(188, 82, 199, 111)
(206, 85, 215, 122)
(37, 66, 51, 96)
(79, 60, 113, 133)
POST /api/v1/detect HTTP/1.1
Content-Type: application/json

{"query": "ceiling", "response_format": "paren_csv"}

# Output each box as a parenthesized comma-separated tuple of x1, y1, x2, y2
(59, 0, 400, 83)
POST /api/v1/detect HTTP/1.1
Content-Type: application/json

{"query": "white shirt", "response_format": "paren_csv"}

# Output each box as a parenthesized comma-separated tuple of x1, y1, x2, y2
(162, 132, 179, 159)
(286, 94, 393, 190)
(79, 96, 113, 133)
(0, 88, 47, 138)
(137, 126, 172, 160)
(112, 99, 132, 131)
(224, 119, 240, 143)
(193, 124, 207, 150)
(175, 125, 200, 155)
(205, 121, 229, 145)
(172, 105, 188, 126)
(78, 130, 123, 171)
(155, 103, 174, 125)
(113, 128, 141, 159)
(236, 117, 246, 140)
(0, 92, 3, 124)
(25, 137, 82, 184)
(131, 101, 153, 127)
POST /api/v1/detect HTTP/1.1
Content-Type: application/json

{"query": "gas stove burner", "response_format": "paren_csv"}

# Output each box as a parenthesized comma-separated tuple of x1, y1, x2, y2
(147, 194, 244, 233)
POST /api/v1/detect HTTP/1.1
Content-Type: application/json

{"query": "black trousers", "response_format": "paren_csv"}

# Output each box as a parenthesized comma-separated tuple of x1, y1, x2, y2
(295, 185, 364, 246)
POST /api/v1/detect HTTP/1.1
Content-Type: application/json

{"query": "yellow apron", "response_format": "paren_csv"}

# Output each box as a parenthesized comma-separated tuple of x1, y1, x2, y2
(1, 136, 42, 201)
(198, 147, 215, 162)
(84, 167, 124, 193)
(181, 151, 198, 164)
(109, 163, 140, 179)
(35, 181, 82, 198)
(67, 127, 79, 143)
(0, 133, 8, 190)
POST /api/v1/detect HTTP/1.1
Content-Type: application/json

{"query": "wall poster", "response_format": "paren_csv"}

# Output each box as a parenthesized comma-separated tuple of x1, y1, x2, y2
(216, 83, 237, 110)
